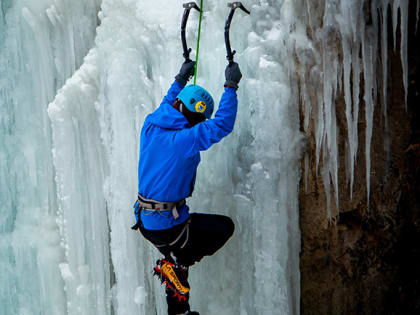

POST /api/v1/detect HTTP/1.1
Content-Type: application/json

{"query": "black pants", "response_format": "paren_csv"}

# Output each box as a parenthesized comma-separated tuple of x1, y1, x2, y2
(139, 213, 235, 315)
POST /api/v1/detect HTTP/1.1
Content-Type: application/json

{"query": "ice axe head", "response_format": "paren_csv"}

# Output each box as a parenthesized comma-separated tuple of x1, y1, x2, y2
(227, 2, 251, 15)
(183, 2, 200, 11)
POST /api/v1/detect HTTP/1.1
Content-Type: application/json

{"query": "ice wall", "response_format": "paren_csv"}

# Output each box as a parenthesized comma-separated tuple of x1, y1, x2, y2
(0, 1, 100, 314)
(47, 0, 303, 314)
(297, 0, 415, 214)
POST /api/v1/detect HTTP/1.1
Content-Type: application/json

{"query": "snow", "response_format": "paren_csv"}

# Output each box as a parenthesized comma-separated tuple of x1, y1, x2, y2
(134, 286, 147, 305)
(0, 0, 413, 314)
(59, 263, 75, 281)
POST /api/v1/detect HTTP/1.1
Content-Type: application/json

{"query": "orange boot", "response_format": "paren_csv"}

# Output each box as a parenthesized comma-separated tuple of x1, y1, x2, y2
(154, 259, 190, 300)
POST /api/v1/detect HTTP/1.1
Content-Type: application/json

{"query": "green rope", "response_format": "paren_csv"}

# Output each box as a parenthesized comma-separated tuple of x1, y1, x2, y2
(193, 0, 203, 85)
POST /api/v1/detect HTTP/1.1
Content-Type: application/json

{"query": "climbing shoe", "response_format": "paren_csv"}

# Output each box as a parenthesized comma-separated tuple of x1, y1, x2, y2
(154, 259, 190, 301)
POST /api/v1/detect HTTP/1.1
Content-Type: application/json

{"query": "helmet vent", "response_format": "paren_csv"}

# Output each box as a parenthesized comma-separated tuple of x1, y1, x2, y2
(190, 98, 195, 104)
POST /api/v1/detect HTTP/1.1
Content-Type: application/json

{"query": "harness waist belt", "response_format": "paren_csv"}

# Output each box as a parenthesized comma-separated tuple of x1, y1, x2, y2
(137, 194, 186, 219)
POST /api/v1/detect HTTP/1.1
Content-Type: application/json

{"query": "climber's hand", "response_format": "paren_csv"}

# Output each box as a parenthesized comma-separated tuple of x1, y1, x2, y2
(175, 60, 196, 85)
(224, 62, 242, 90)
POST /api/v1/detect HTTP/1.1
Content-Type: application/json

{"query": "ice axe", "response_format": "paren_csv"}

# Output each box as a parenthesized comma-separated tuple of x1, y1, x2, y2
(181, 2, 200, 62)
(224, 2, 250, 65)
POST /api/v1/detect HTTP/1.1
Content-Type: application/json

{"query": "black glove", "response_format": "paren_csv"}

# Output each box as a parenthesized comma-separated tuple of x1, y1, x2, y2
(224, 62, 242, 90)
(175, 60, 196, 85)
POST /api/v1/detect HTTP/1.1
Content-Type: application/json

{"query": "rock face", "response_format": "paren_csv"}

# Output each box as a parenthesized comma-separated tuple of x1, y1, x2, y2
(299, 1, 420, 314)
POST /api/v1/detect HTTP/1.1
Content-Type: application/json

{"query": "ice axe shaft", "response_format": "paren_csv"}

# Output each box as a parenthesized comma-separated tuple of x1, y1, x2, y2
(181, 2, 200, 61)
(224, 2, 250, 65)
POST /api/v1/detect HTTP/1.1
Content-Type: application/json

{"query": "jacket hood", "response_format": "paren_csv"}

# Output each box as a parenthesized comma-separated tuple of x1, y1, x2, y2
(146, 103, 190, 130)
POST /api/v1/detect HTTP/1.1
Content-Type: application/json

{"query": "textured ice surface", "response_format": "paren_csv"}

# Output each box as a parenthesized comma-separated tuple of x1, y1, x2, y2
(0, 0, 100, 314)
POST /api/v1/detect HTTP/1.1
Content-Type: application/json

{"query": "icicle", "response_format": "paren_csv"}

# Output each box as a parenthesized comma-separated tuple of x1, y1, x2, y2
(392, 0, 399, 50)
(381, 2, 389, 125)
(398, 1, 409, 107)
(362, 0, 379, 208)
(330, 99, 339, 211)
(341, 33, 354, 195)
(372, 3, 379, 107)
(381, 2, 391, 171)
(315, 91, 325, 176)
(322, 56, 333, 213)
(320, 0, 341, 214)
(351, 38, 361, 201)
(302, 73, 311, 131)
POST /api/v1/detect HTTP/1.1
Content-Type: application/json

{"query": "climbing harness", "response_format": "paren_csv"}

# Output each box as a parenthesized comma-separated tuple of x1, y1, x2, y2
(155, 219, 191, 249)
(132, 199, 191, 249)
(137, 194, 186, 219)
(224, 2, 250, 65)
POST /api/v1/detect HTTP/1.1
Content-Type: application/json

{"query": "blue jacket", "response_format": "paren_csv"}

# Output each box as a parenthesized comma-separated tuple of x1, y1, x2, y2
(137, 80, 238, 230)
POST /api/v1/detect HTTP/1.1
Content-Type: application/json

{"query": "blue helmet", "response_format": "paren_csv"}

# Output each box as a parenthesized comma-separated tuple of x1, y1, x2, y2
(176, 85, 214, 119)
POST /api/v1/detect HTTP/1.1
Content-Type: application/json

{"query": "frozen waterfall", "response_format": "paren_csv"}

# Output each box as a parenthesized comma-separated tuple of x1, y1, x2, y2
(1, 1, 101, 314)
(48, 0, 303, 313)
(0, 0, 416, 314)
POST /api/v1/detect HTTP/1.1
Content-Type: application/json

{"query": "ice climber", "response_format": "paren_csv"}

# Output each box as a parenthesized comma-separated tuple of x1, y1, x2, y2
(131, 59, 242, 315)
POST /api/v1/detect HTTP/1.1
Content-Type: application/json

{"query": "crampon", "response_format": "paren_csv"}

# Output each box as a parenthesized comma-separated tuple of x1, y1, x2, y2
(153, 259, 190, 302)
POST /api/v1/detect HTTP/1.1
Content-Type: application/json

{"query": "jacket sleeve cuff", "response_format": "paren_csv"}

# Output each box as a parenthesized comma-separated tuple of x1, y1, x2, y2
(175, 75, 188, 86)
(224, 82, 238, 90)
(224, 86, 237, 93)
